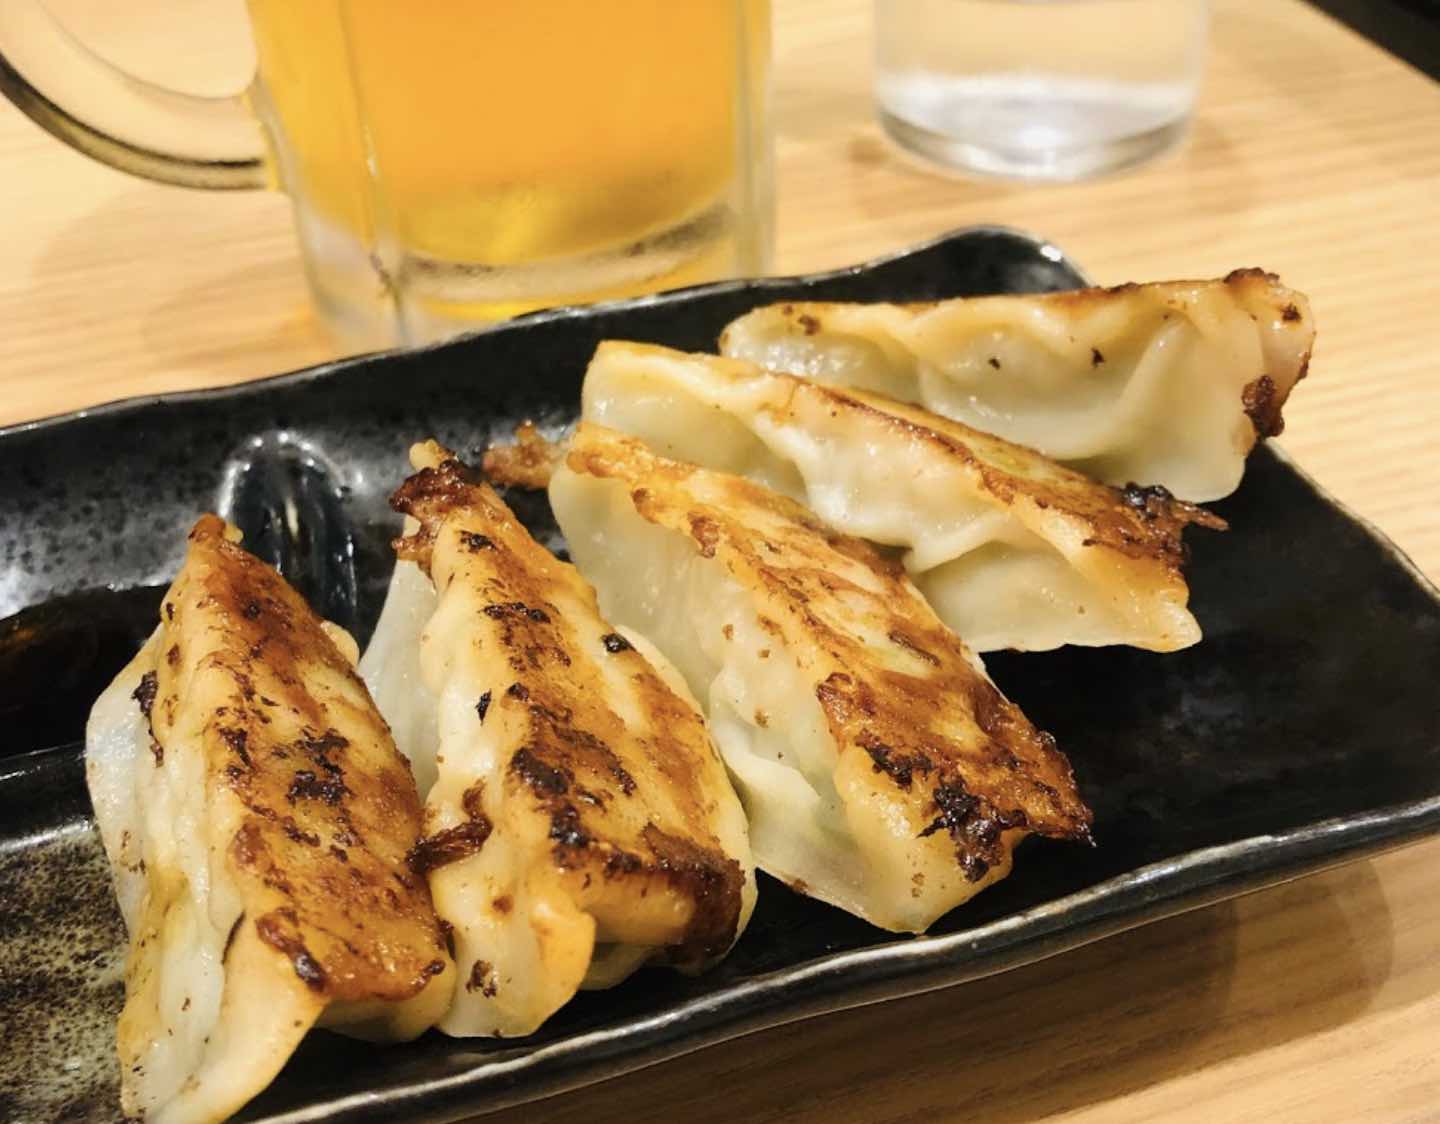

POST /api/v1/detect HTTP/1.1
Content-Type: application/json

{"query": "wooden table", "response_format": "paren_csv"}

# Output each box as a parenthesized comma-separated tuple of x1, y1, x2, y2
(4, 0, 1438, 1119)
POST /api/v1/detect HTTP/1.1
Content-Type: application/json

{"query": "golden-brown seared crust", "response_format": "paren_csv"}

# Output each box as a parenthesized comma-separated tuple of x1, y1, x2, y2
(1242, 374, 1288, 438)
(483, 430, 566, 492)
(392, 445, 743, 964)
(481, 421, 565, 491)
(153, 516, 449, 1001)
(483, 369, 1222, 575)
(565, 426, 1093, 882)
(809, 382, 1226, 561)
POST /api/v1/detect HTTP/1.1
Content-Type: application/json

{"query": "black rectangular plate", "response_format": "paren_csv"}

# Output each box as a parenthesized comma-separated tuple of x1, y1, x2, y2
(2, 227, 1438, 1123)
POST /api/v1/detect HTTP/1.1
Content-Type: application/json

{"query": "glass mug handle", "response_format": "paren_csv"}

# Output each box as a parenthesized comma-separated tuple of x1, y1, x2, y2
(0, 0, 267, 189)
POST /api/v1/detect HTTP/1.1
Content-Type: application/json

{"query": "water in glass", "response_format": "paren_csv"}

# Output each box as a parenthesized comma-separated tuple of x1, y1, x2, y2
(875, 0, 1208, 180)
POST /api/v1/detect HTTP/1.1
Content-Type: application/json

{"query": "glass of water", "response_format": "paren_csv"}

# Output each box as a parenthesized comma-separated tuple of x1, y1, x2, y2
(874, 0, 1209, 180)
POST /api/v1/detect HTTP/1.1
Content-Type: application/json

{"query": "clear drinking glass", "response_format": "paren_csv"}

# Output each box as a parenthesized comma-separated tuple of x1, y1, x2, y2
(0, 1, 774, 348)
(874, 0, 1209, 181)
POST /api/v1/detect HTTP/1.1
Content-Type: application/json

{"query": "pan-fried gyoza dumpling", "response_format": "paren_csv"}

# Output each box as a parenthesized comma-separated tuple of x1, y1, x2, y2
(363, 442, 755, 1037)
(550, 424, 1093, 934)
(719, 270, 1314, 501)
(581, 341, 1224, 653)
(85, 516, 454, 1124)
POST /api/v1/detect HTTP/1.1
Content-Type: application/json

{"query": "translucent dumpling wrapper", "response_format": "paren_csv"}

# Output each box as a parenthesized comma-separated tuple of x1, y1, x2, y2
(580, 341, 1224, 653)
(719, 270, 1315, 502)
(85, 516, 454, 1124)
(361, 442, 755, 1037)
(550, 423, 1093, 934)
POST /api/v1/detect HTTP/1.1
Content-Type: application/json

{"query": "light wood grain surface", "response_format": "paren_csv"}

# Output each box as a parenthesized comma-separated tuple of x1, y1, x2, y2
(3, 0, 1438, 1120)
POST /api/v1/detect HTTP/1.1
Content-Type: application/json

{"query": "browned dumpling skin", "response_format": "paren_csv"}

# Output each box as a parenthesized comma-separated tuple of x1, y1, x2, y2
(85, 516, 454, 1124)
(578, 340, 1225, 652)
(373, 443, 754, 1036)
(550, 424, 1094, 933)
(719, 270, 1315, 502)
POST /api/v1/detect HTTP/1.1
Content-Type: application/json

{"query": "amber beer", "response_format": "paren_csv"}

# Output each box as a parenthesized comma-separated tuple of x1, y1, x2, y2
(245, 0, 773, 337)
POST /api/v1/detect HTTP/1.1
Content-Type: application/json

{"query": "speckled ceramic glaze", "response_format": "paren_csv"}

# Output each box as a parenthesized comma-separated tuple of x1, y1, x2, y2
(1, 228, 1437, 1123)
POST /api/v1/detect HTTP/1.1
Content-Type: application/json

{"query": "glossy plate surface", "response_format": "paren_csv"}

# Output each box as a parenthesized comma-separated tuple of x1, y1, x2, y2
(1, 228, 1437, 1123)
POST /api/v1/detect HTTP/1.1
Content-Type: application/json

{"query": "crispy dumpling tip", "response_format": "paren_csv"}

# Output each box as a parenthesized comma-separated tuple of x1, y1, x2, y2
(719, 272, 1315, 502)
(365, 445, 755, 1036)
(550, 423, 1093, 934)
(481, 420, 566, 489)
(85, 514, 454, 1124)
(581, 340, 1224, 653)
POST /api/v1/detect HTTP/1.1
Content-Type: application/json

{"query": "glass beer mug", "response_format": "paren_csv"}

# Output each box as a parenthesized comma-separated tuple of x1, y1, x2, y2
(0, 1, 774, 347)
